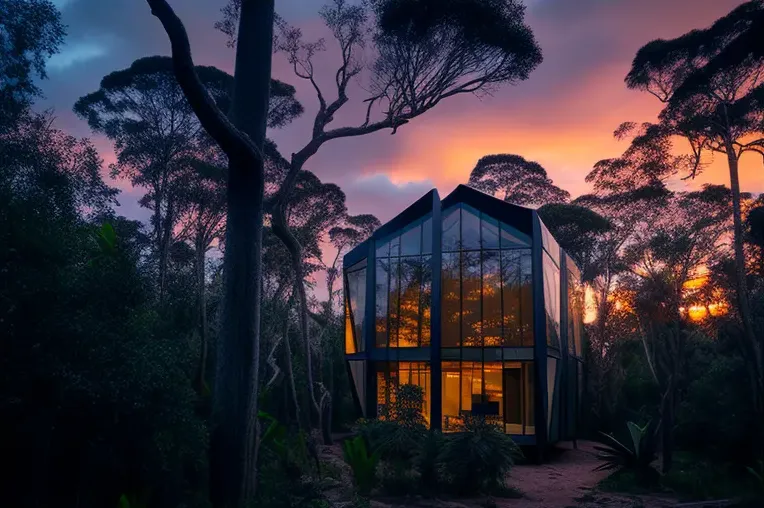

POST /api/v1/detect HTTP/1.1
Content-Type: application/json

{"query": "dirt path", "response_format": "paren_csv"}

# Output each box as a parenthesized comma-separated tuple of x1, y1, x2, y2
(501, 440, 675, 508)
(320, 437, 679, 508)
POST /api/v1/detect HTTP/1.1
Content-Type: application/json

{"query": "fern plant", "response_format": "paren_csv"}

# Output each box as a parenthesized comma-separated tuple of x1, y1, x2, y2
(594, 421, 658, 482)
(343, 436, 381, 496)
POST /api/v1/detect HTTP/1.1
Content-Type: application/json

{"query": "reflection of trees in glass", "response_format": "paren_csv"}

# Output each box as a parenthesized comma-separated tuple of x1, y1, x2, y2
(501, 250, 534, 346)
(462, 251, 481, 346)
(543, 254, 561, 348)
(399, 257, 422, 347)
(388, 258, 400, 347)
(376, 259, 389, 347)
(442, 253, 461, 347)
(421, 256, 432, 346)
(346, 267, 366, 351)
(483, 251, 502, 346)
(374, 216, 433, 348)
(567, 270, 584, 356)
(377, 362, 430, 424)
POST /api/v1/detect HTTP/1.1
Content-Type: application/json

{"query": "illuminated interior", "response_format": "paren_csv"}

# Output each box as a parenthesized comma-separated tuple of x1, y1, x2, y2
(343, 185, 585, 446)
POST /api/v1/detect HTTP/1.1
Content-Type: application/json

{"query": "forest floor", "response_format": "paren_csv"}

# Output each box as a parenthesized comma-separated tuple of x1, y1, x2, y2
(319, 437, 682, 508)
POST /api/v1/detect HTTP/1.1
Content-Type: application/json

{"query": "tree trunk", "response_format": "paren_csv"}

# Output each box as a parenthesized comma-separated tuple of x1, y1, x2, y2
(210, 1, 274, 506)
(158, 181, 175, 302)
(724, 143, 764, 456)
(196, 237, 208, 394)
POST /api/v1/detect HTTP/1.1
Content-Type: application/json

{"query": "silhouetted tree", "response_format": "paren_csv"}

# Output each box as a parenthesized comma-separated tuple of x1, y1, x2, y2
(0, 0, 65, 126)
(469, 154, 570, 206)
(144, 0, 277, 505)
(74, 56, 301, 302)
(625, 0, 764, 436)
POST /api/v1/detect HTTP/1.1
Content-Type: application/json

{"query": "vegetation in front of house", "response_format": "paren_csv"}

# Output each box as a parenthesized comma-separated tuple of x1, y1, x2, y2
(348, 385, 524, 500)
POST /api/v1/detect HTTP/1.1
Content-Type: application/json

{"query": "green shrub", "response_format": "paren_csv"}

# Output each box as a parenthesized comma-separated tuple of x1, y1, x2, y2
(594, 421, 658, 485)
(343, 436, 381, 496)
(415, 429, 443, 490)
(438, 415, 523, 496)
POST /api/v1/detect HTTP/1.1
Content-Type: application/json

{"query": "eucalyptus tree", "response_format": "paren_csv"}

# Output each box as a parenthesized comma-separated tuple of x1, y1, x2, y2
(624, 0, 764, 417)
(618, 185, 733, 471)
(218, 0, 543, 441)
(469, 154, 570, 206)
(75, 56, 302, 302)
(143, 1, 279, 506)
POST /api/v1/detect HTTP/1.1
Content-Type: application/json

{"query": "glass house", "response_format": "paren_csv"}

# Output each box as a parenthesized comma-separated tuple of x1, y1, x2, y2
(344, 185, 585, 447)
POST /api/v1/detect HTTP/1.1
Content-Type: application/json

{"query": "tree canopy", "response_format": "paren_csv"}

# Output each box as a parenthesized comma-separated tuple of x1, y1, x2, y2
(468, 154, 570, 206)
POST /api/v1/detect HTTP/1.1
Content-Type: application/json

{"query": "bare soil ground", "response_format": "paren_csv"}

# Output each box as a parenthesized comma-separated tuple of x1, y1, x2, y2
(318, 438, 680, 508)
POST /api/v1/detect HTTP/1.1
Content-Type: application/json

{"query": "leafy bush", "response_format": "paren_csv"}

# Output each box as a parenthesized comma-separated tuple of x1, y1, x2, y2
(438, 415, 523, 496)
(414, 429, 443, 490)
(343, 436, 381, 496)
(594, 421, 658, 484)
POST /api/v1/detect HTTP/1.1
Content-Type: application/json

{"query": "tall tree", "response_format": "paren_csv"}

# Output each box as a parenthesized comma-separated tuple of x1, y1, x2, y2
(0, 0, 65, 127)
(469, 154, 570, 206)
(619, 185, 733, 471)
(219, 0, 542, 441)
(175, 145, 227, 394)
(144, 1, 275, 506)
(624, 0, 764, 435)
(74, 56, 302, 301)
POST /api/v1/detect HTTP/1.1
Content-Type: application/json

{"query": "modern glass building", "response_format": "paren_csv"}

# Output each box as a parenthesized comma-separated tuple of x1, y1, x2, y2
(344, 185, 585, 447)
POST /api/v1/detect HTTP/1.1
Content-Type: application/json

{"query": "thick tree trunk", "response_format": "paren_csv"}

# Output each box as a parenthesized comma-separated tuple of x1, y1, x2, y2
(211, 1, 274, 506)
(211, 157, 264, 508)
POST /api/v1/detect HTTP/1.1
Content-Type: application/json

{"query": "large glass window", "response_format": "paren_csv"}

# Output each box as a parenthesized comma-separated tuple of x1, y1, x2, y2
(348, 360, 367, 416)
(567, 264, 584, 357)
(482, 251, 502, 346)
(441, 252, 460, 347)
(375, 215, 433, 348)
(376, 362, 431, 425)
(540, 219, 560, 265)
(344, 263, 366, 353)
(440, 205, 533, 348)
(543, 252, 561, 349)
(441, 360, 535, 435)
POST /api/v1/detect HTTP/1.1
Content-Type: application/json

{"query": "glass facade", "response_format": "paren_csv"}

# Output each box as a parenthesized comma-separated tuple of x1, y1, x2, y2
(344, 186, 584, 446)
(375, 216, 433, 348)
(376, 361, 431, 425)
(344, 261, 366, 354)
(441, 360, 535, 434)
(440, 205, 533, 348)
(567, 263, 584, 357)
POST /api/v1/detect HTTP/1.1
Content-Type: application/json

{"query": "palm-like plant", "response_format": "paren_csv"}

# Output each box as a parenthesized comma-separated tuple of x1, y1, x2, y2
(594, 421, 658, 481)
(343, 436, 382, 496)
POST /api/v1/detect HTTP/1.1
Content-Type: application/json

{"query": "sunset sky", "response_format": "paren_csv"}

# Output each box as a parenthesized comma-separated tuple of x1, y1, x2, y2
(43, 0, 762, 228)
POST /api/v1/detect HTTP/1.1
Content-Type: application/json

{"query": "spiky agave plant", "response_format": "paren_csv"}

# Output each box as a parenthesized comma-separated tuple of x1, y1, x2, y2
(594, 421, 658, 482)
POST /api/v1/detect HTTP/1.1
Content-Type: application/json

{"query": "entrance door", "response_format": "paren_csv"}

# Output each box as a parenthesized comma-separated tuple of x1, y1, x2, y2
(503, 367, 522, 433)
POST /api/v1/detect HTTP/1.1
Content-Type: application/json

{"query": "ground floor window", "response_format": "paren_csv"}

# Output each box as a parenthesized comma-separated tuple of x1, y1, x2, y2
(442, 360, 535, 435)
(376, 362, 431, 426)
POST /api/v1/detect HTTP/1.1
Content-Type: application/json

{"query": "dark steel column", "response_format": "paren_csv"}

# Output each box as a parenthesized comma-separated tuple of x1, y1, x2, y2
(430, 191, 443, 430)
(364, 240, 377, 418)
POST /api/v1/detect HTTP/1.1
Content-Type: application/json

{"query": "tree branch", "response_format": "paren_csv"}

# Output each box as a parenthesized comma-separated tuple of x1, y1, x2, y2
(145, 0, 262, 163)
